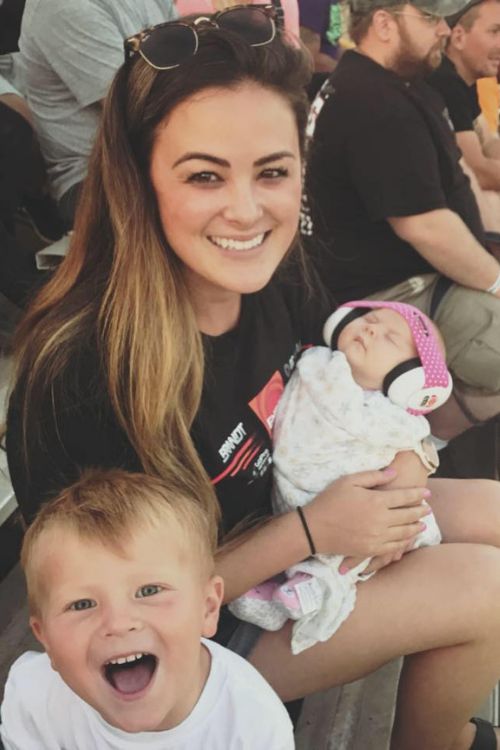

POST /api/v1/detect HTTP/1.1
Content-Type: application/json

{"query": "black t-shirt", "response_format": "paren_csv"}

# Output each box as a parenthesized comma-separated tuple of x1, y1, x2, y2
(6, 272, 329, 644)
(193, 279, 325, 536)
(427, 55, 481, 133)
(305, 50, 484, 302)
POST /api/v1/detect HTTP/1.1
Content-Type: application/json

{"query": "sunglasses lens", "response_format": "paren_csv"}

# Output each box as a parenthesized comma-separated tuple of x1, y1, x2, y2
(140, 24, 197, 68)
(219, 8, 274, 45)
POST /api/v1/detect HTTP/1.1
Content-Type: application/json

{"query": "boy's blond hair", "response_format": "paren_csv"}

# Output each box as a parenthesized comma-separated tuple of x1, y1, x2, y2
(21, 469, 218, 615)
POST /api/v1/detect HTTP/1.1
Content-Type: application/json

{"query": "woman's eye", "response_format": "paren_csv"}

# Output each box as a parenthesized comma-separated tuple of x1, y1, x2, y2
(68, 599, 95, 611)
(186, 171, 221, 185)
(136, 584, 163, 598)
(260, 167, 289, 180)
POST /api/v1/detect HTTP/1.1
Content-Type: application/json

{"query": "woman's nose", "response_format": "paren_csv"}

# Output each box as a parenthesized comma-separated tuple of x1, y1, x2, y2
(222, 183, 264, 225)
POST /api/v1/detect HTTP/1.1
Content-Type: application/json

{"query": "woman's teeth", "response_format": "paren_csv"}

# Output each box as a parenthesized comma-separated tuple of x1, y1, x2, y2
(209, 233, 266, 251)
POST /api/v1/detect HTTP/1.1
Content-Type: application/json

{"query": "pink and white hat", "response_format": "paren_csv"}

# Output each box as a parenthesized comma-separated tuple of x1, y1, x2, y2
(323, 300, 453, 415)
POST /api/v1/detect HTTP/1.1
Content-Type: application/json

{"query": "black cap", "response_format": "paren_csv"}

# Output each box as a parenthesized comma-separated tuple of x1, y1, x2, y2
(350, 0, 471, 17)
(445, 0, 484, 26)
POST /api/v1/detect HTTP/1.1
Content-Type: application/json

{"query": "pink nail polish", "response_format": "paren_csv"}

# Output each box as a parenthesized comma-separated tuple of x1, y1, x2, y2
(339, 564, 349, 575)
(420, 522, 427, 531)
(423, 489, 432, 498)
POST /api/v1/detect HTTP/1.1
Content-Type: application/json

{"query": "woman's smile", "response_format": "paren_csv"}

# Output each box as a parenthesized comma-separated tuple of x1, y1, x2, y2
(207, 231, 270, 252)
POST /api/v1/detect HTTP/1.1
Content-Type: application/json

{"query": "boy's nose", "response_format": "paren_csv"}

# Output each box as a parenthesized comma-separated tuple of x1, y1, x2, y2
(101, 607, 143, 637)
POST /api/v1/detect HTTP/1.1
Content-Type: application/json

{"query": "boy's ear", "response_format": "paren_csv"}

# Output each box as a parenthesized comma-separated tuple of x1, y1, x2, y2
(30, 616, 57, 670)
(30, 616, 50, 654)
(201, 575, 224, 638)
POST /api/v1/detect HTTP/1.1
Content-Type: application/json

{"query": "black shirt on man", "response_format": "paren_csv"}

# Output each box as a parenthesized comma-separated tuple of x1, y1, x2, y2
(427, 54, 481, 133)
(305, 50, 484, 303)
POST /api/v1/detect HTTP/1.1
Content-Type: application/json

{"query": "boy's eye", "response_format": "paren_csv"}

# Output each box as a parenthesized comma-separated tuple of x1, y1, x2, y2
(69, 599, 95, 611)
(186, 171, 221, 185)
(260, 166, 289, 180)
(136, 584, 163, 598)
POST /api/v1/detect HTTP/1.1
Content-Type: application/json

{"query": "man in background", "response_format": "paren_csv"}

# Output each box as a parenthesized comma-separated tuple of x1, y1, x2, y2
(428, 0, 500, 233)
(304, 0, 500, 443)
(17, 0, 177, 228)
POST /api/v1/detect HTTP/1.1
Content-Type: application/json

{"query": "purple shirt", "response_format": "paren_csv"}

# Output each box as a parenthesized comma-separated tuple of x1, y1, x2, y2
(298, 0, 337, 57)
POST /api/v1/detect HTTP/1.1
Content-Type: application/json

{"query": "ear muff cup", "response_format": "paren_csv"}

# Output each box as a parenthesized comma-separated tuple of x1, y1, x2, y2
(323, 307, 370, 350)
(384, 359, 453, 412)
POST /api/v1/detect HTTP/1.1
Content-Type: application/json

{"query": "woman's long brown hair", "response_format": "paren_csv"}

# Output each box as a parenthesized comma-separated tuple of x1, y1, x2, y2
(12, 30, 311, 530)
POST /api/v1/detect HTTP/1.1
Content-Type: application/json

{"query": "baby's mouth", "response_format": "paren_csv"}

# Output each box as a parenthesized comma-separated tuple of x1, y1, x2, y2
(103, 652, 158, 695)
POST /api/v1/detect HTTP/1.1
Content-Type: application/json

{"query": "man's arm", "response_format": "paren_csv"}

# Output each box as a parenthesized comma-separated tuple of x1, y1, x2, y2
(388, 208, 500, 295)
(476, 113, 500, 159)
(299, 25, 336, 73)
(456, 117, 500, 190)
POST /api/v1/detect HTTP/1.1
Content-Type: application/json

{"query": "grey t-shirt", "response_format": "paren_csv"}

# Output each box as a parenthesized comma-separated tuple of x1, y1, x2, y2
(18, 0, 177, 202)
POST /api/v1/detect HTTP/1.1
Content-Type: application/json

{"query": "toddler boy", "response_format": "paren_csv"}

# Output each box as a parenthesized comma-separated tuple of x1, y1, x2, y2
(1, 469, 294, 749)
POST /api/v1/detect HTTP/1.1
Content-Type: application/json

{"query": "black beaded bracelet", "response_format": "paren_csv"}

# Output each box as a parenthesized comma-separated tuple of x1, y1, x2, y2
(297, 506, 316, 556)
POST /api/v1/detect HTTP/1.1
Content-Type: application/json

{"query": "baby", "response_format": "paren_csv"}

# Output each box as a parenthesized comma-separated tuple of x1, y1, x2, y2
(0, 469, 294, 749)
(230, 300, 452, 654)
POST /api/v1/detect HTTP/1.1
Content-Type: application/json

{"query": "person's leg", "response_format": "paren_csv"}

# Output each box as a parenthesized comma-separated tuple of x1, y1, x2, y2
(427, 476, 500, 546)
(368, 275, 500, 438)
(248, 543, 500, 750)
(57, 181, 83, 230)
(0, 217, 46, 306)
(0, 97, 64, 243)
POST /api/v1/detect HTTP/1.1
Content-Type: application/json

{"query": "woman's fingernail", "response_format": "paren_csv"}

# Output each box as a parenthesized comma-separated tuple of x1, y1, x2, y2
(424, 506, 433, 515)
(339, 564, 349, 575)
(420, 522, 427, 531)
(423, 489, 432, 498)
(383, 467, 396, 476)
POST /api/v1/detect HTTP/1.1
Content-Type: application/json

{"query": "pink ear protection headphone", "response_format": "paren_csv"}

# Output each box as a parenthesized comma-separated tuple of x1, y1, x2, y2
(323, 300, 453, 415)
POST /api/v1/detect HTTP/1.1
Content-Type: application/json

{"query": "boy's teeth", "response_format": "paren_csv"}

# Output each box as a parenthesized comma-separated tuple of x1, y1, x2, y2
(210, 233, 265, 251)
(108, 652, 144, 665)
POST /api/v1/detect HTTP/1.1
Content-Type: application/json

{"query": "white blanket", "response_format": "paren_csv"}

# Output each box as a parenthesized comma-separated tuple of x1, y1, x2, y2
(230, 348, 441, 654)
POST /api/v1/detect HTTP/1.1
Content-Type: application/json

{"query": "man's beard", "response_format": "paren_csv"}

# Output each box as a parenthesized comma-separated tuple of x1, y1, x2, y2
(391, 21, 444, 78)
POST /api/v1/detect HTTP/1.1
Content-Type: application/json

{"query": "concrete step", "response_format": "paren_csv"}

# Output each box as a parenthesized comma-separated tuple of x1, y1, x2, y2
(296, 661, 498, 749)
(296, 660, 400, 750)
(0, 355, 16, 529)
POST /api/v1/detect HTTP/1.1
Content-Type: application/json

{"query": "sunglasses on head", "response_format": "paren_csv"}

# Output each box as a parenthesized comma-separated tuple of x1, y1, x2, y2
(124, 4, 281, 71)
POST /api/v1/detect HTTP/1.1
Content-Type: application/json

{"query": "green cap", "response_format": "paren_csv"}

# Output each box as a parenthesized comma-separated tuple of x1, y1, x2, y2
(349, 0, 471, 17)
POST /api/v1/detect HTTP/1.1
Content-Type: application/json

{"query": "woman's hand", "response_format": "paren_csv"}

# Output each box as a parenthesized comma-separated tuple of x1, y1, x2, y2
(340, 537, 416, 576)
(305, 467, 430, 560)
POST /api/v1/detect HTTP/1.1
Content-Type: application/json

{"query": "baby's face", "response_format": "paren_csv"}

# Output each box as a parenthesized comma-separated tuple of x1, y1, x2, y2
(30, 521, 222, 734)
(337, 308, 417, 390)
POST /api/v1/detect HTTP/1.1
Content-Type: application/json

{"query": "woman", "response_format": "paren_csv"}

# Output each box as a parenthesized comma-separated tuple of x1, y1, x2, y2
(7, 9, 500, 749)
(175, 0, 300, 38)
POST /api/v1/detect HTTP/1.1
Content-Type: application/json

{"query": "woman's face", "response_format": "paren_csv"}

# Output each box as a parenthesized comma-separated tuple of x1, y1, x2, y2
(150, 81, 302, 317)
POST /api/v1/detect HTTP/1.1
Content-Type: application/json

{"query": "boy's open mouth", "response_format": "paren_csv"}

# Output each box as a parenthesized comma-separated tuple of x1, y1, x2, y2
(103, 652, 158, 695)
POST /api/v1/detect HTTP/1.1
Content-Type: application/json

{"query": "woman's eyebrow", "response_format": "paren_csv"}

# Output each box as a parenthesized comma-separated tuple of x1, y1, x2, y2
(254, 151, 296, 166)
(173, 152, 229, 168)
(172, 150, 296, 168)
